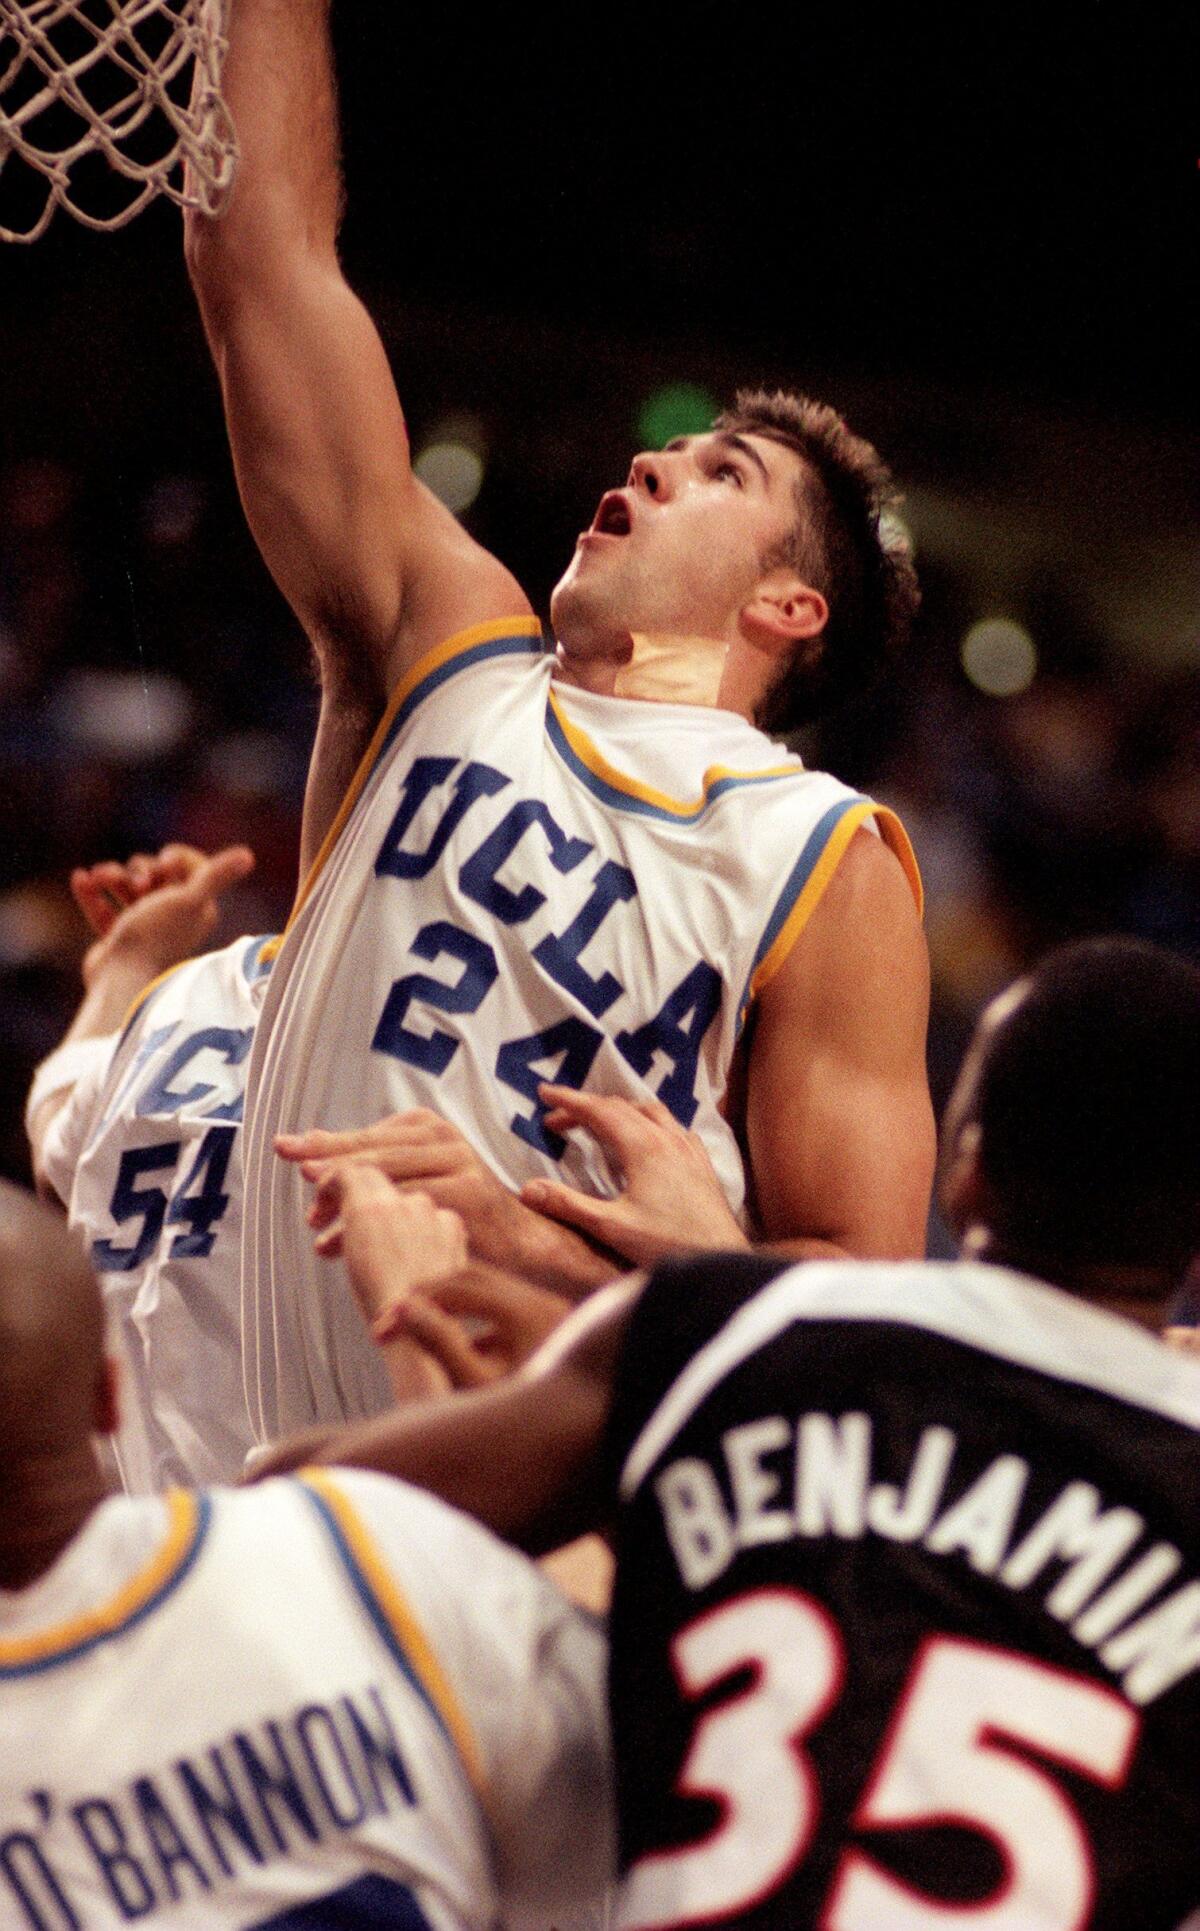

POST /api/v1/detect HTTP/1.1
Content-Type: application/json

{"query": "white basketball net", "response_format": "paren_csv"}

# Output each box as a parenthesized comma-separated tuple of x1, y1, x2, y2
(0, 0, 237, 241)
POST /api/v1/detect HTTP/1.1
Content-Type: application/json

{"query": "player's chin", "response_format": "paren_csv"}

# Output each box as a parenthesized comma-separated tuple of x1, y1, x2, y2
(549, 569, 603, 646)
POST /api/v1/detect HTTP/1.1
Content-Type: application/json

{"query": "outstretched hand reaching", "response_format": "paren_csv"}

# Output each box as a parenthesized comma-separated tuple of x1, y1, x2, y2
(519, 1084, 750, 1267)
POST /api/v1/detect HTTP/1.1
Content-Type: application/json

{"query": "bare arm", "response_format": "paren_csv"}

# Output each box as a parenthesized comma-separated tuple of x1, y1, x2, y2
(185, 0, 530, 866)
(251, 1242, 639, 1557)
(27, 845, 255, 1191)
(744, 827, 935, 1260)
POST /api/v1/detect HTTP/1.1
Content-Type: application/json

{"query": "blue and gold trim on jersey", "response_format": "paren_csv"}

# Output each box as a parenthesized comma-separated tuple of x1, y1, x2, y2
(116, 934, 276, 1041)
(277, 617, 544, 947)
(298, 1470, 485, 1796)
(737, 798, 922, 1032)
(545, 689, 802, 824)
(0, 1490, 210, 1679)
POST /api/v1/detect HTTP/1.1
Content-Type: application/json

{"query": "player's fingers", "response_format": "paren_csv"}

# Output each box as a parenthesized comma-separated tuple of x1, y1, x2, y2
(520, 1176, 623, 1243)
(186, 844, 256, 903)
(123, 852, 162, 895)
(423, 1269, 568, 1342)
(154, 842, 208, 877)
(276, 1112, 441, 1161)
(296, 1146, 457, 1189)
(89, 860, 139, 905)
(71, 868, 120, 935)
(314, 1219, 344, 1258)
(636, 1094, 680, 1131)
(388, 1295, 494, 1389)
(538, 1084, 646, 1160)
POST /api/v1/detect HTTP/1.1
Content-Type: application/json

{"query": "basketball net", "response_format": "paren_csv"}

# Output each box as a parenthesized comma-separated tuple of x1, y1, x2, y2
(0, 0, 237, 242)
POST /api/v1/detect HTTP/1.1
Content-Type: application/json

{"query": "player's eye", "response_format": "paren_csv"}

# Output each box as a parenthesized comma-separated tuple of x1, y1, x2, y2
(714, 461, 744, 487)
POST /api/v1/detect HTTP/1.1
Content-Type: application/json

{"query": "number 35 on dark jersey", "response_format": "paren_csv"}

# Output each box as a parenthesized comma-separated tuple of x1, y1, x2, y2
(602, 1252, 1200, 1931)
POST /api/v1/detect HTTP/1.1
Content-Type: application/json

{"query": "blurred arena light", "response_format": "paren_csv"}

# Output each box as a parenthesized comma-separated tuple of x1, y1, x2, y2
(414, 414, 487, 516)
(55, 669, 195, 762)
(637, 382, 718, 449)
(961, 616, 1037, 698)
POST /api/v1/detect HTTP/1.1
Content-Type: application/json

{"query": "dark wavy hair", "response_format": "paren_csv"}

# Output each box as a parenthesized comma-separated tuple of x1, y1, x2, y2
(715, 388, 920, 732)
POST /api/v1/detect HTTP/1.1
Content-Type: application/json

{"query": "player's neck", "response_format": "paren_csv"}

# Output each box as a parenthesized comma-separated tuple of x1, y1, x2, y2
(552, 630, 772, 722)
(0, 1450, 109, 1590)
(961, 1226, 1175, 1336)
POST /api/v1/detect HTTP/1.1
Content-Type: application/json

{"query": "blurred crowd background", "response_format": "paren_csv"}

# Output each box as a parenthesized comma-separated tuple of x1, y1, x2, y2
(0, 9, 1194, 1265)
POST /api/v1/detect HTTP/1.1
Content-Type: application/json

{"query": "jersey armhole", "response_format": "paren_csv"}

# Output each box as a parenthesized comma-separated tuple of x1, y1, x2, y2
(736, 798, 923, 1035)
(285, 618, 545, 930)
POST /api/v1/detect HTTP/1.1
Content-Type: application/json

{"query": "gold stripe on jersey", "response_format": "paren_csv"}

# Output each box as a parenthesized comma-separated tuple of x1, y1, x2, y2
(299, 1469, 486, 1794)
(0, 1490, 204, 1674)
(271, 617, 544, 957)
(546, 688, 799, 819)
(741, 802, 923, 1025)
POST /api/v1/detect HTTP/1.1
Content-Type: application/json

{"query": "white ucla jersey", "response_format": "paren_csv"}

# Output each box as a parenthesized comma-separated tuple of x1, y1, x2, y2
(0, 1470, 613, 1929)
(40, 935, 275, 1491)
(243, 619, 921, 1437)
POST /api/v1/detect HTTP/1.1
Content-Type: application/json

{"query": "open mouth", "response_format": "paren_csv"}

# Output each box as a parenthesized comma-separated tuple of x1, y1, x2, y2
(591, 490, 633, 537)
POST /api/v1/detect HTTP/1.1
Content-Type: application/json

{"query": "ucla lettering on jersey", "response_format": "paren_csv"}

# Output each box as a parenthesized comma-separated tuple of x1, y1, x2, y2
(242, 619, 922, 1438)
(39, 936, 275, 1491)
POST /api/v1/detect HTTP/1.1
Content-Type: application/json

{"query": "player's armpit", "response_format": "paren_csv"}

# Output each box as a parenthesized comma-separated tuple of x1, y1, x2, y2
(185, 0, 529, 706)
(744, 826, 936, 1260)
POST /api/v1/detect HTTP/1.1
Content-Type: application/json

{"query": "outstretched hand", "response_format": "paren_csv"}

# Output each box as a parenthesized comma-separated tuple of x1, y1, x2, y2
(279, 1109, 520, 1260)
(72, 843, 255, 987)
(276, 1107, 615, 1296)
(301, 1161, 469, 1329)
(379, 1267, 572, 1389)
(519, 1084, 750, 1266)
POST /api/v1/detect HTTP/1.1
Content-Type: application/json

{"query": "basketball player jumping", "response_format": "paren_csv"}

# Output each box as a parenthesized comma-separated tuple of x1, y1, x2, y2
(185, 0, 935, 1440)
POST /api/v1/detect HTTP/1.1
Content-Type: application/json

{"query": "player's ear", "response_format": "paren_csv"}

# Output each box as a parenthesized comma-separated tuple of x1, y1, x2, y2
(94, 1354, 120, 1436)
(739, 570, 827, 660)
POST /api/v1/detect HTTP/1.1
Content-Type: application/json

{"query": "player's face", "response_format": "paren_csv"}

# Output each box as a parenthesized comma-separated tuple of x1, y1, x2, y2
(550, 430, 806, 657)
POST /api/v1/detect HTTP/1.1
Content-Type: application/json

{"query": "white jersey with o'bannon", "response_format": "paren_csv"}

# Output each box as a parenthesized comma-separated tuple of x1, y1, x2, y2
(0, 1469, 613, 1929)
(40, 935, 274, 1491)
(243, 619, 922, 1437)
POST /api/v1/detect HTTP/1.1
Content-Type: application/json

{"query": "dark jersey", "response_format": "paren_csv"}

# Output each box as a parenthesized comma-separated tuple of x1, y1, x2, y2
(601, 1252, 1200, 1930)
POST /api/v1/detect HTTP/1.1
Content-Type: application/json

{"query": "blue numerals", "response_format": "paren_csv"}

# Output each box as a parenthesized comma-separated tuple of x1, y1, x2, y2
(372, 755, 724, 1151)
(92, 1126, 237, 1273)
(496, 1017, 604, 1156)
(373, 921, 498, 1074)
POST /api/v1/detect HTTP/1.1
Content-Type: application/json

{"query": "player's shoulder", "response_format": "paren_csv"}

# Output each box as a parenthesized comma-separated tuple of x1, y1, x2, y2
(118, 932, 275, 1045)
(384, 615, 549, 724)
(287, 1465, 588, 1633)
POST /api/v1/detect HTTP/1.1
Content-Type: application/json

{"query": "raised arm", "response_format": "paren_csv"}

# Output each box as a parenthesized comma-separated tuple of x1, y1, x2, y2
(27, 844, 255, 1196)
(744, 827, 936, 1260)
(184, 0, 530, 859)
